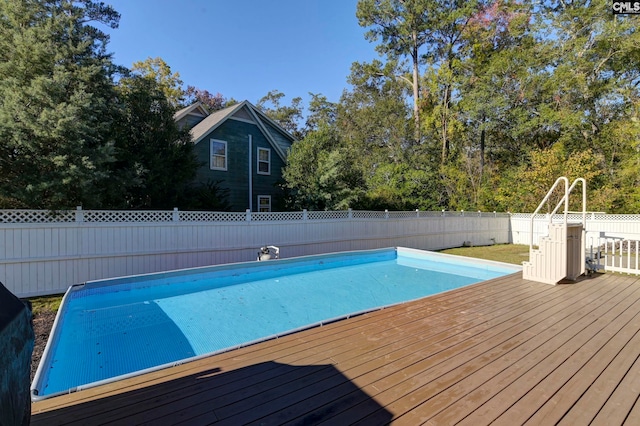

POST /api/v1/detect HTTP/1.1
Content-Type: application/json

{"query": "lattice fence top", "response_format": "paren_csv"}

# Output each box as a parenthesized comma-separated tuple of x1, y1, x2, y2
(511, 213, 640, 221)
(82, 210, 173, 222)
(351, 211, 385, 219)
(0, 210, 75, 223)
(388, 211, 418, 219)
(0, 208, 608, 224)
(250, 212, 304, 222)
(179, 211, 246, 222)
(308, 211, 350, 220)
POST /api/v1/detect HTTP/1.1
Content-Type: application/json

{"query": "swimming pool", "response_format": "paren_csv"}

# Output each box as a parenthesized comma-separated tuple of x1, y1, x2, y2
(31, 247, 521, 400)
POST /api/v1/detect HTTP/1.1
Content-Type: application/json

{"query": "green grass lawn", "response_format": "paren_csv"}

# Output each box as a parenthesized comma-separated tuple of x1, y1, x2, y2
(439, 243, 529, 265)
(27, 294, 63, 315)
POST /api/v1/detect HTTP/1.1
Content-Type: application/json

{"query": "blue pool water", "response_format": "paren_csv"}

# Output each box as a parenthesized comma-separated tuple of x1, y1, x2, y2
(32, 247, 520, 399)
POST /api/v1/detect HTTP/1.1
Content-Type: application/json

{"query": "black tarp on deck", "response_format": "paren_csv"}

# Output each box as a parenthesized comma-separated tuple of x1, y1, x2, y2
(0, 282, 34, 426)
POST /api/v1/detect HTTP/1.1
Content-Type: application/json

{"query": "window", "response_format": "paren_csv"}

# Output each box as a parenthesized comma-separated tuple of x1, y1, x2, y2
(258, 195, 271, 212)
(210, 139, 227, 170)
(257, 147, 270, 175)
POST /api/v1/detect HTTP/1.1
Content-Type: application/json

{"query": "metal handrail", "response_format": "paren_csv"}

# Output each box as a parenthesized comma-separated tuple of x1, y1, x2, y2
(529, 177, 568, 249)
(529, 177, 587, 249)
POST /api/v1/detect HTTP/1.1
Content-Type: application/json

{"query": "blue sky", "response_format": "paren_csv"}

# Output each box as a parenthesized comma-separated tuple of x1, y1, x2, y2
(105, 0, 380, 110)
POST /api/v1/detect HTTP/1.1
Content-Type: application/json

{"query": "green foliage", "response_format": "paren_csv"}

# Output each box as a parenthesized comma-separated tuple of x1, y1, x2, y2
(305, 93, 337, 132)
(356, 0, 433, 142)
(106, 75, 199, 209)
(131, 57, 184, 107)
(3, 1, 639, 214)
(340, 0, 640, 214)
(494, 144, 605, 213)
(362, 163, 441, 210)
(179, 180, 231, 211)
(282, 126, 364, 210)
(256, 90, 304, 140)
(0, 0, 120, 209)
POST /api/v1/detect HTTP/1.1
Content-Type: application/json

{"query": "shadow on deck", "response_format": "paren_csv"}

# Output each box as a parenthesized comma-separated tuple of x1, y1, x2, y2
(31, 361, 392, 425)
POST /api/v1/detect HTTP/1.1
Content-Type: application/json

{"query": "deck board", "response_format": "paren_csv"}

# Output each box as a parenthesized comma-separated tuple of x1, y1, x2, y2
(31, 272, 640, 425)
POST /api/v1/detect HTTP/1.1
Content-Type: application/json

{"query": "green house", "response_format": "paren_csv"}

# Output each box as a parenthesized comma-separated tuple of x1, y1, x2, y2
(174, 101, 296, 212)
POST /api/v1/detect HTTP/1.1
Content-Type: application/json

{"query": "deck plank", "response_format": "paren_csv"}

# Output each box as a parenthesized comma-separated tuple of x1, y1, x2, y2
(363, 274, 633, 425)
(458, 276, 640, 425)
(121, 277, 535, 426)
(182, 278, 556, 425)
(30, 272, 640, 426)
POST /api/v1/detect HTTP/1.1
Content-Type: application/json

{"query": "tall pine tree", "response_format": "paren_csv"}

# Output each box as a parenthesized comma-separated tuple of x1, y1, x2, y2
(0, 0, 120, 208)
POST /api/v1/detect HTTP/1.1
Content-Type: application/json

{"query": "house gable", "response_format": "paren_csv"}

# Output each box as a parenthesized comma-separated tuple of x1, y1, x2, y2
(231, 105, 255, 123)
(181, 100, 296, 211)
(174, 102, 209, 129)
(189, 101, 294, 161)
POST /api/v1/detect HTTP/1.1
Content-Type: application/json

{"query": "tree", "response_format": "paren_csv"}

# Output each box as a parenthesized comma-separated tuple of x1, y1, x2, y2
(339, 60, 443, 210)
(357, 0, 486, 152)
(106, 75, 199, 209)
(131, 57, 184, 107)
(304, 93, 337, 132)
(184, 86, 228, 112)
(0, 0, 120, 209)
(282, 125, 364, 210)
(357, 0, 431, 143)
(439, 0, 533, 209)
(179, 180, 231, 211)
(493, 143, 605, 213)
(256, 90, 304, 140)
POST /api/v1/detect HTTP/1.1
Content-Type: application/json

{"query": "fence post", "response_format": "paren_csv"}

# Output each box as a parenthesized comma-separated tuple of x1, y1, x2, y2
(246, 209, 251, 222)
(416, 209, 419, 218)
(172, 207, 179, 222)
(348, 208, 353, 219)
(385, 209, 389, 219)
(75, 206, 84, 223)
(303, 209, 308, 221)
(461, 210, 465, 217)
(442, 209, 445, 217)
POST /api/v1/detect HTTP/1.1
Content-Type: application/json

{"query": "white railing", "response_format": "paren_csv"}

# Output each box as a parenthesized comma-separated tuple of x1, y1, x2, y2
(512, 214, 640, 276)
(586, 232, 640, 275)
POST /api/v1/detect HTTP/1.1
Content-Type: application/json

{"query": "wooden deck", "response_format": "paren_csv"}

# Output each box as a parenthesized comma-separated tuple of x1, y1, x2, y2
(31, 272, 640, 425)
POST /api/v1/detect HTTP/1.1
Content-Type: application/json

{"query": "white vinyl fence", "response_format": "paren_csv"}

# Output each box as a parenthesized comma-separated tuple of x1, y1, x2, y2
(4, 209, 638, 297)
(1, 209, 511, 297)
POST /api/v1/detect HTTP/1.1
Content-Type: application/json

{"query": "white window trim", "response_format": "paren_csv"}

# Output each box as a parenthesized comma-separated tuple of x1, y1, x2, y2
(257, 195, 271, 212)
(257, 147, 271, 175)
(210, 139, 227, 171)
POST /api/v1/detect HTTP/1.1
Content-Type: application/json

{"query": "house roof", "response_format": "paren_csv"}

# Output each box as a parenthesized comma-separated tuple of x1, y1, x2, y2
(188, 100, 295, 161)
(173, 102, 209, 122)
